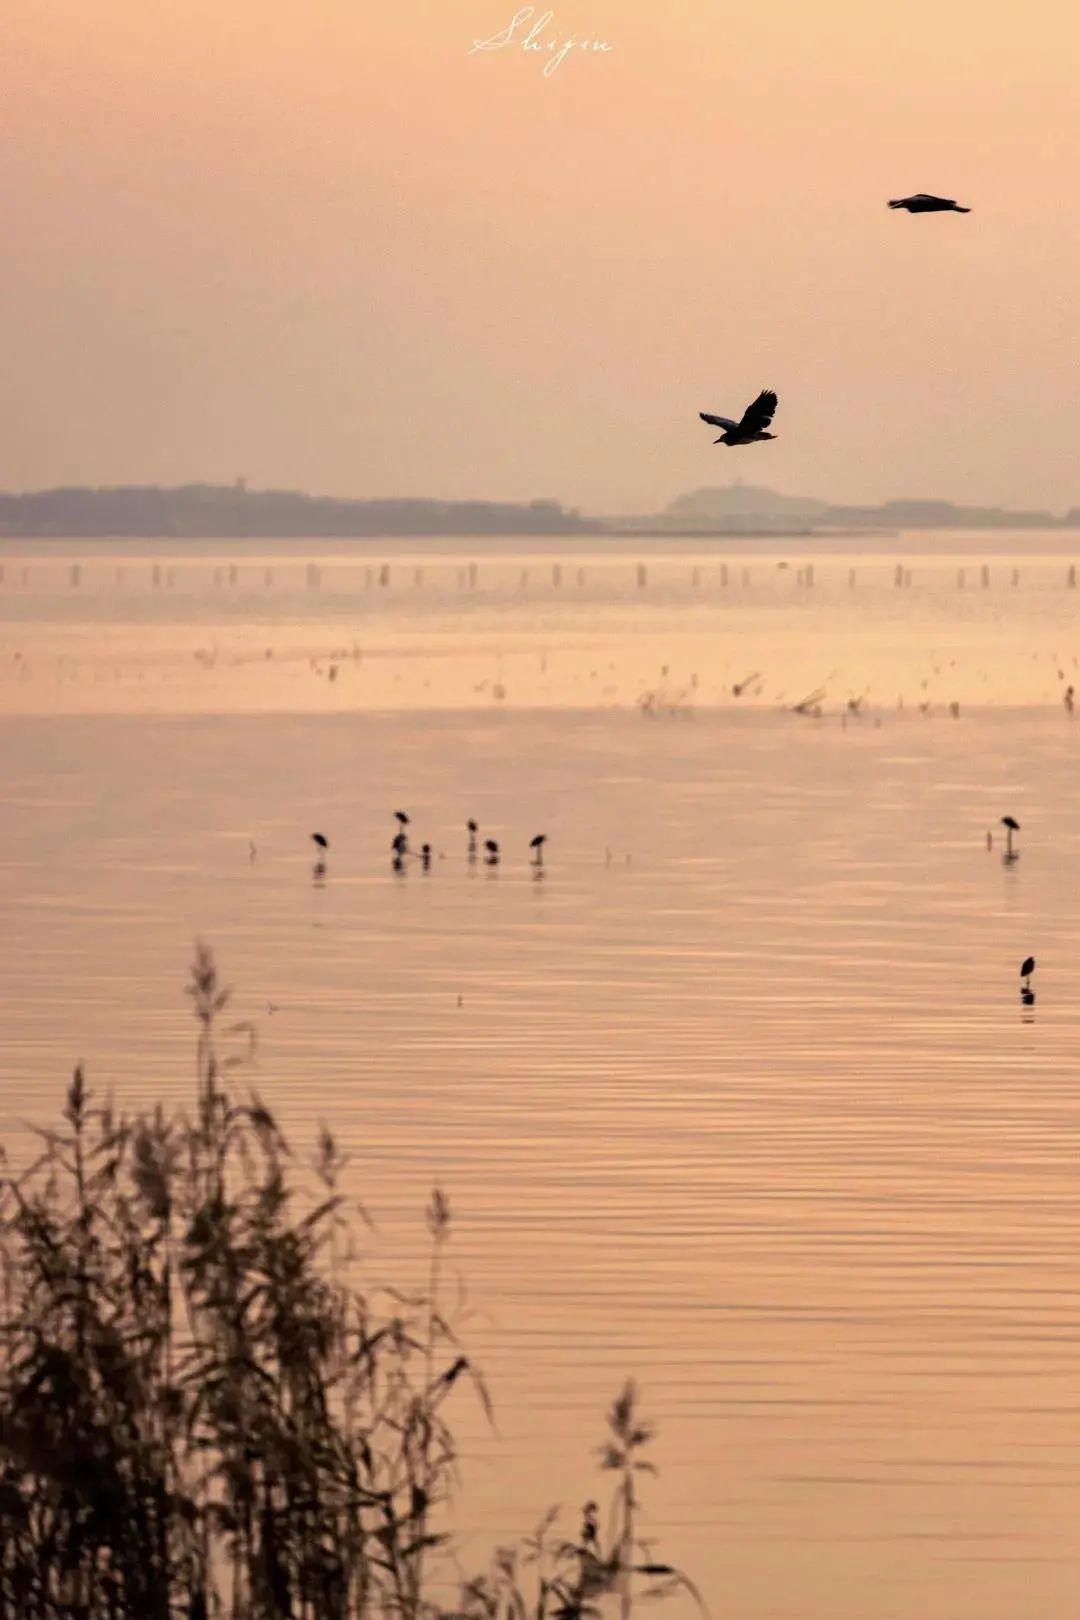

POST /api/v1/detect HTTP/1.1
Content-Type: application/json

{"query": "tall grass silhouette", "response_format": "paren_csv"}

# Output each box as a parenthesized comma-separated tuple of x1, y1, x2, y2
(0, 946, 700, 1620)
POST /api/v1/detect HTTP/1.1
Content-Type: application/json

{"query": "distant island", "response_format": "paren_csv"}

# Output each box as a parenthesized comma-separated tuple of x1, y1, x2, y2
(604, 483, 1080, 534)
(0, 484, 601, 539)
(0, 480, 1078, 539)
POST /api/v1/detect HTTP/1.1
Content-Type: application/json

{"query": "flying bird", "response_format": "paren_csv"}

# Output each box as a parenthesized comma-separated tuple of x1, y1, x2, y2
(888, 193, 970, 214)
(699, 389, 778, 446)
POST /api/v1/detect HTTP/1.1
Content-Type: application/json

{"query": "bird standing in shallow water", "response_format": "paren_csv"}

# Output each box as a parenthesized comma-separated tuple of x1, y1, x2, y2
(1001, 815, 1020, 860)
(484, 839, 500, 867)
(467, 819, 478, 860)
(699, 389, 778, 447)
(530, 834, 547, 866)
(1020, 955, 1035, 989)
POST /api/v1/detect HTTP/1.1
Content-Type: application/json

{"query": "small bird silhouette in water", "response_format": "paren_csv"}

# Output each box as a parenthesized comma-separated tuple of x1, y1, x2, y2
(530, 834, 547, 866)
(311, 833, 329, 851)
(1020, 955, 1035, 988)
(421, 843, 432, 870)
(699, 389, 778, 446)
(484, 839, 500, 866)
(888, 193, 971, 213)
(467, 819, 479, 860)
(1001, 815, 1020, 861)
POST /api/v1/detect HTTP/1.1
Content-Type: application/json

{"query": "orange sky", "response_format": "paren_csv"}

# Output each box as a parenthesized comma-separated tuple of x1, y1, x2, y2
(3, 0, 1079, 512)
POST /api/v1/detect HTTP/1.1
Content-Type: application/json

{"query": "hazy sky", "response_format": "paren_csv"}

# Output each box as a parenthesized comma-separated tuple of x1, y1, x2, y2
(4, 0, 1079, 513)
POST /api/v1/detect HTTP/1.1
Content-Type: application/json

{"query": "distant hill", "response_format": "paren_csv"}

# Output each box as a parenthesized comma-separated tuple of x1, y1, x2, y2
(665, 484, 828, 524)
(0, 485, 602, 539)
(605, 484, 1076, 533)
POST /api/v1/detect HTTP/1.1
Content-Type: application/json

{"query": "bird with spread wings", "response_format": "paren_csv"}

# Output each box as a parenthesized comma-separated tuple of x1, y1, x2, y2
(699, 389, 779, 446)
(888, 193, 970, 214)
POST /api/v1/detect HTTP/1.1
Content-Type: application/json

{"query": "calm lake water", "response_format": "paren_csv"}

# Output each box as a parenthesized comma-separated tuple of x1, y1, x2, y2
(1, 533, 1079, 1619)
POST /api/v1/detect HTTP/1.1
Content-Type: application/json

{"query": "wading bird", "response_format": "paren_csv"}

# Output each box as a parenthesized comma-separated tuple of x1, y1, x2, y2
(1020, 955, 1035, 987)
(467, 819, 478, 859)
(530, 834, 547, 866)
(699, 389, 778, 447)
(1001, 815, 1020, 859)
(888, 193, 970, 213)
(484, 839, 500, 866)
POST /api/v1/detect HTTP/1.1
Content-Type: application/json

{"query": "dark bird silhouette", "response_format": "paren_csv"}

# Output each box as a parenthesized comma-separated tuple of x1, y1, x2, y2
(888, 193, 971, 213)
(421, 843, 432, 870)
(467, 819, 478, 859)
(530, 834, 547, 866)
(394, 811, 410, 828)
(311, 833, 329, 850)
(1020, 956, 1035, 986)
(1001, 815, 1020, 859)
(484, 838, 500, 866)
(1021, 986, 1035, 1007)
(699, 389, 778, 446)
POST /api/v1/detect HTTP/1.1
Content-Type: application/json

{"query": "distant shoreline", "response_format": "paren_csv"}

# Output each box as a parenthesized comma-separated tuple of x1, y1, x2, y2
(2, 482, 1078, 540)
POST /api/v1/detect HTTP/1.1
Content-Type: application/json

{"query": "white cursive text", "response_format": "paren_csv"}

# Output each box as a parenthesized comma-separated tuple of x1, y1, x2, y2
(469, 7, 614, 78)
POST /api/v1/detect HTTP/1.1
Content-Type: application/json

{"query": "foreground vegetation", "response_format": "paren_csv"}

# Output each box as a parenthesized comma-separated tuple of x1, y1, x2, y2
(0, 946, 699, 1620)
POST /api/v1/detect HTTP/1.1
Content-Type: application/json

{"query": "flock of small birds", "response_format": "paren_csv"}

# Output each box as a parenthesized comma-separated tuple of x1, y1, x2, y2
(307, 814, 548, 876)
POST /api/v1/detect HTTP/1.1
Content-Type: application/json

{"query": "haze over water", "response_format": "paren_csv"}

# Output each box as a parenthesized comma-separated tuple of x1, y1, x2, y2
(2, 534, 1080, 1619)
